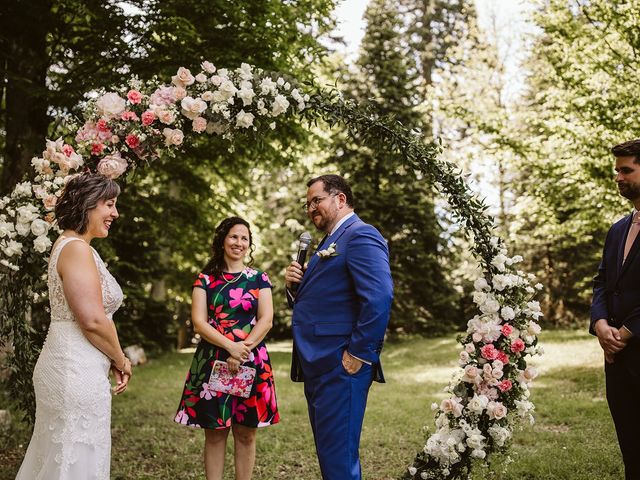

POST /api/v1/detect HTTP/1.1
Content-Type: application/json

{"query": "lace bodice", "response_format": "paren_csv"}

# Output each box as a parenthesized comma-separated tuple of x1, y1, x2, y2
(48, 236, 123, 323)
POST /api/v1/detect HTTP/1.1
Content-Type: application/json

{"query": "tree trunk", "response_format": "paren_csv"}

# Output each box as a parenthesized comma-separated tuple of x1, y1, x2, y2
(1, 0, 51, 193)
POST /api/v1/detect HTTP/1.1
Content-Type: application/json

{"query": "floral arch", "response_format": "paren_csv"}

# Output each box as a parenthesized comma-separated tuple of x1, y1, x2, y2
(0, 61, 543, 480)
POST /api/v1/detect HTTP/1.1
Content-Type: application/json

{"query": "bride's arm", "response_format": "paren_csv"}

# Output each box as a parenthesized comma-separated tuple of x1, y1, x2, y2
(57, 241, 131, 377)
(191, 288, 251, 361)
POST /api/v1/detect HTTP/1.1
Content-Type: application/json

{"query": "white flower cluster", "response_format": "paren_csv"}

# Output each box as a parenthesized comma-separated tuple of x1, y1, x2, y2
(173, 62, 310, 139)
(411, 238, 543, 477)
(0, 140, 76, 272)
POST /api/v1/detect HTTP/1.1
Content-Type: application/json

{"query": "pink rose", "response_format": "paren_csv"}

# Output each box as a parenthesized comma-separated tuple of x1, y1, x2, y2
(127, 89, 143, 104)
(510, 338, 525, 353)
(62, 144, 75, 157)
(498, 379, 513, 392)
(440, 397, 463, 418)
(501, 324, 513, 336)
(192, 116, 207, 133)
(488, 401, 507, 419)
(522, 366, 538, 382)
(496, 350, 510, 364)
(44, 212, 56, 224)
(97, 119, 110, 132)
(125, 134, 140, 149)
(91, 143, 105, 155)
(120, 111, 139, 121)
(480, 344, 498, 361)
(43, 195, 57, 210)
(174, 86, 187, 100)
(156, 108, 175, 125)
(171, 67, 195, 87)
(141, 111, 156, 126)
(97, 153, 128, 179)
(163, 128, 184, 146)
(462, 365, 479, 383)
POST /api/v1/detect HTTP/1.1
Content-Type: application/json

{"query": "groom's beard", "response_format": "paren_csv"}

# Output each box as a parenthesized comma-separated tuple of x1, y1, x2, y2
(618, 182, 640, 201)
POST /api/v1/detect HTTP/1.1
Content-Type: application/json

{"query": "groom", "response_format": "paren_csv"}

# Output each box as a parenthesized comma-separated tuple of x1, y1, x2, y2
(591, 139, 640, 479)
(285, 174, 393, 480)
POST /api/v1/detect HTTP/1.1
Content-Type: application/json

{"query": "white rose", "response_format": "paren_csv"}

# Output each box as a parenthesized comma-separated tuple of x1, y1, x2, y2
(0, 222, 15, 239)
(33, 234, 52, 253)
(271, 94, 290, 116)
(465, 343, 475, 354)
(210, 75, 223, 86)
(276, 77, 285, 86)
(473, 291, 488, 306)
(218, 79, 238, 100)
(201, 91, 214, 102)
(237, 87, 255, 107)
(500, 306, 515, 321)
(171, 67, 195, 87)
(459, 350, 470, 363)
(201, 61, 216, 74)
(466, 394, 489, 414)
(480, 297, 500, 314)
(195, 73, 208, 83)
(163, 128, 184, 146)
(488, 425, 511, 447)
(95, 93, 126, 119)
(3, 239, 23, 257)
(180, 96, 207, 120)
(30, 219, 50, 237)
(474, 277, 489, 291)
(491, 253, 508, 272)
(260, 77, 276, 95)
(235, 110, 255, 129)
(461, 364, 478, 382)
(527, 322, 542, 335)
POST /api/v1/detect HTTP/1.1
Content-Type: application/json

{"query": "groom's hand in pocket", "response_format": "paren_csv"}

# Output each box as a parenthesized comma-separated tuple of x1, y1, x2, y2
(342, 350, 363, 375)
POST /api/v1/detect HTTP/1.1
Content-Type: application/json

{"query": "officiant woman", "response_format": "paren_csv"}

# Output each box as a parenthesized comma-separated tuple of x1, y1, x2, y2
(174, 216, 279, 480)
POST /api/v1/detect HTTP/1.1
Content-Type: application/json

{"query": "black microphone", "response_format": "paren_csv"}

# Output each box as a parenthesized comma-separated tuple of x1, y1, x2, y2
(292, 232, 312, 293)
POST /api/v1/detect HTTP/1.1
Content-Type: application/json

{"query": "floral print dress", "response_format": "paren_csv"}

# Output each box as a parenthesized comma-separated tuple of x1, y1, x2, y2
(174, 267, 280, 429)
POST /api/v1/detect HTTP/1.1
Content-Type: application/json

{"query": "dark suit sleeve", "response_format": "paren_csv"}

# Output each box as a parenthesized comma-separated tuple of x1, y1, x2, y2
(590, 229, 612, 335)
(623, 308, 640, 336)
(345, 225, 394, 364)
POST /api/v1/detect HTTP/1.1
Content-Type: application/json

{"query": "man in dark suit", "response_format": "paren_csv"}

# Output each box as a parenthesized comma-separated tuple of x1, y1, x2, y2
(591, 139, 640, 479)
(285, 174, 393, 480)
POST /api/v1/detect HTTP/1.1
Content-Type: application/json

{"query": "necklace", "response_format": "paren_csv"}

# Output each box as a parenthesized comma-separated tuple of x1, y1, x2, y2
(223, 270, 244, 284)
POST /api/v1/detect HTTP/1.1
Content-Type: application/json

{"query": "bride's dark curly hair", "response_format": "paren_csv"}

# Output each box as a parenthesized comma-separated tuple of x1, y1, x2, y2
(55, 172, 120, 234)
(202, 216, 255, 278)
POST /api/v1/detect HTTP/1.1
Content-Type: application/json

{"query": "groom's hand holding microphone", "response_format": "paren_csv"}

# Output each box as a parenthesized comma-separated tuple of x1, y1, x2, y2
(285, 232, 312, 293)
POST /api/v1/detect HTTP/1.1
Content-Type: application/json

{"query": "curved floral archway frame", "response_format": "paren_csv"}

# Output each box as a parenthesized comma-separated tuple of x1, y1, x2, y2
(0, 62, 543, 480)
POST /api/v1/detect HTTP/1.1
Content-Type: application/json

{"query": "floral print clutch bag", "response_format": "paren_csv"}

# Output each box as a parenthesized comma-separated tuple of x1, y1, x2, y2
(209, 360, 256, 398)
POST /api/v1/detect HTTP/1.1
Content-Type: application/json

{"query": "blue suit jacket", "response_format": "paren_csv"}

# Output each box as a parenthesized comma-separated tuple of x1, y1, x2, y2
(289, 214, 393, 383)
(591, 211, 640, 336)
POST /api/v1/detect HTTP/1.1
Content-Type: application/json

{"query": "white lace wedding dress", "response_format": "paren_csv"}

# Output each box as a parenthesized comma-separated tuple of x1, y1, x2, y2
(16, 236, 123, 480)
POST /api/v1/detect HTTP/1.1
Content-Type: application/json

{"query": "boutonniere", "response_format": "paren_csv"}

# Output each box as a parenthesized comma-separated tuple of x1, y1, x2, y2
(317, 242, 338, 259)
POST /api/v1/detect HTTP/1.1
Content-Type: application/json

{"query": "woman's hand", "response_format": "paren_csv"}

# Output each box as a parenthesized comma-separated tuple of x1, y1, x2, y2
(114, 356, 133, 377)
(226, 340, 253, 362)
(111, 364, 130, 395)
(227, 357, 241, 375)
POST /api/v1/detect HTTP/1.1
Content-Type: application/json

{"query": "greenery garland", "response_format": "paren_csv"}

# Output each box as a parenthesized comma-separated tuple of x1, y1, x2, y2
(0, 63, 542, 479)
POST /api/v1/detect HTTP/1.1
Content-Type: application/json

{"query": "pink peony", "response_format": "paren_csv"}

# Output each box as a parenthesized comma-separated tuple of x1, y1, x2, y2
(510, 338, 525, 353)
(481, 344, 498, 361)
(498, 379, 513, 392)
(501, 324, 513, 337)
(43, 195, 57, 210)
(149, 86, 177, 106)
(97, 153, 127, 179)
(141, 110, 156, 126)
(127, 89, 143, 104)
(125, 134, 140, 149)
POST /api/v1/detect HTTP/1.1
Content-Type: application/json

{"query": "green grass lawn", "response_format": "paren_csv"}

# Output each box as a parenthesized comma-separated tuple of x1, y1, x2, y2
(1, 330, 624, 479)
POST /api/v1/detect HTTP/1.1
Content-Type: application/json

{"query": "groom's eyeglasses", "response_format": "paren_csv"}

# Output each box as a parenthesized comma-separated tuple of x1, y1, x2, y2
(303, 193, 337, 212)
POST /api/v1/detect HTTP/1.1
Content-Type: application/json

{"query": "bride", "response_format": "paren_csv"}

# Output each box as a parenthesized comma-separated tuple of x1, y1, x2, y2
(16, 172, 132, 480)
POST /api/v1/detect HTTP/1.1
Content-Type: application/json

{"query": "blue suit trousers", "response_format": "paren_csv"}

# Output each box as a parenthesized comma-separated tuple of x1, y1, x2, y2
(303, 362, 373, 480)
